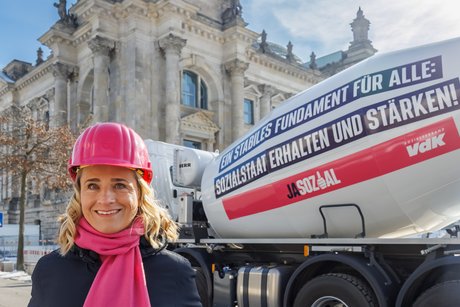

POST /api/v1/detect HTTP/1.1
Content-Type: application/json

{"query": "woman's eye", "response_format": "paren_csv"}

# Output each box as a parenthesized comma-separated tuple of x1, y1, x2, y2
(87, 183, 98, 190)
(114, 183, 127, 190)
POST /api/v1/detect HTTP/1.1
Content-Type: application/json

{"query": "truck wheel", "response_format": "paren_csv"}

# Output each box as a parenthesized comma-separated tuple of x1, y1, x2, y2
(293, 273, 377, 307)
(413, 280, 460, 307)
(194, 267, 210, 307)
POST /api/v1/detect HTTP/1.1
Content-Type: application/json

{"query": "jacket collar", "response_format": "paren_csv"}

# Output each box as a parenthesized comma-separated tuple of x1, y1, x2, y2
(70, 236, 168, 264)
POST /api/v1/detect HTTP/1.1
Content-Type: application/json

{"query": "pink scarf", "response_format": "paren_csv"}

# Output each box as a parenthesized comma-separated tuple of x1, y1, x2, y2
(75, 218, 151, 307)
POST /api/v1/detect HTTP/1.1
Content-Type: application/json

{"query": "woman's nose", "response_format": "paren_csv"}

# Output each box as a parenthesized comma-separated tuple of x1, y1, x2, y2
(97, 188, 115, 204)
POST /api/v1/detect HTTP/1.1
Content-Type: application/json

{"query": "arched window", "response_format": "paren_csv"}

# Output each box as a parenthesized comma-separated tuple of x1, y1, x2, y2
(182, 70, 208, 109)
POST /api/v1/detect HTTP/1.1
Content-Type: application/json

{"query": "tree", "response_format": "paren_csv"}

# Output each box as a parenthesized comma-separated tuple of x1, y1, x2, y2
(0, 104, 77, 271)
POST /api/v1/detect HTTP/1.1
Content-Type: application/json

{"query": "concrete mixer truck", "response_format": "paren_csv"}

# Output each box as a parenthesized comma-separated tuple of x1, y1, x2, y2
(145, 36, 460, 307)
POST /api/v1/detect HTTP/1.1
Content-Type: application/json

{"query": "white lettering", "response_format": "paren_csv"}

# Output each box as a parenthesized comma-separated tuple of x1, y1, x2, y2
(406, 133, 446, 157)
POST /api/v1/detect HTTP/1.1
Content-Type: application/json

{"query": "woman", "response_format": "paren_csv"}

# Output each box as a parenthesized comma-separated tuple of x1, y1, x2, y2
(29, 122, 202, 307)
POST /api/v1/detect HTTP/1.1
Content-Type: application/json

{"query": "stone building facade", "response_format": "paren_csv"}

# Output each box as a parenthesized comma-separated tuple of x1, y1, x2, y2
(0, 0, 376, 242)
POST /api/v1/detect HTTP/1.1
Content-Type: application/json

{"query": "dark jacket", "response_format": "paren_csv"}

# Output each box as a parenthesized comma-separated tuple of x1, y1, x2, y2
(28, 238, 202, 307)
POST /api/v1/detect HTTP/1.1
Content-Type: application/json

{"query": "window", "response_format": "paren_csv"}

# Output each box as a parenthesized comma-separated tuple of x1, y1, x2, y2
(183, 139, 202, 150)
(182, 71, 208, 109)
(200, 81, 208, 109)
(244, 98, 254, 124)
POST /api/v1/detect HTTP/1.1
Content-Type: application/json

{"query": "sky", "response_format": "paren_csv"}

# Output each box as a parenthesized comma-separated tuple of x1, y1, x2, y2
(1, 0, 460, 68)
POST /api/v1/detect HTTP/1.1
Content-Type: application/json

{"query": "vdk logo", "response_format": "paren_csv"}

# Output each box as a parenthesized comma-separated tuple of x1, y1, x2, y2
(406, 133, 446, 157)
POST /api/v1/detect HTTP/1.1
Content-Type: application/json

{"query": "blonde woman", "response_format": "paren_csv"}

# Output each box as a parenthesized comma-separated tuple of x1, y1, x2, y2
(29, 122, 202, 307)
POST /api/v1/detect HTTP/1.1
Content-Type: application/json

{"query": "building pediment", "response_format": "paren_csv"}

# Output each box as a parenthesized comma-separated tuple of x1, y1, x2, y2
(271, 92, 288, 109)
(181, 111, 220, 134)
(244, 84, 262, 96)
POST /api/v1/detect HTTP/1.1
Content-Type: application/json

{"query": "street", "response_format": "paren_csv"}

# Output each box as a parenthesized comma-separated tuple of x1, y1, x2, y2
(0, 275, 31, 307)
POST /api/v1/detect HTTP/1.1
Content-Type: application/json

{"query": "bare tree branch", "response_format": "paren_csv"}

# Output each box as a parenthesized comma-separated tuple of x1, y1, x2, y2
(0, 105, 79, 270)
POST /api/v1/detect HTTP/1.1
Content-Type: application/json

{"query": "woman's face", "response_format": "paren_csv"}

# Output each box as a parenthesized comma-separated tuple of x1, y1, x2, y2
(79, 165, 140, 234)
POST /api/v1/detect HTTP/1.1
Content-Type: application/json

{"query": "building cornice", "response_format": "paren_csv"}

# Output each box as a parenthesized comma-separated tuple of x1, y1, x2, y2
(181, 21, 226, 45)
(96, 0, 199, 22)
(0, 61, 56, 96)
(39, 20, 92, 49)
(0, 83, 14, 97)
(222, 25, 258, 45)
(247, 49, 323, 85)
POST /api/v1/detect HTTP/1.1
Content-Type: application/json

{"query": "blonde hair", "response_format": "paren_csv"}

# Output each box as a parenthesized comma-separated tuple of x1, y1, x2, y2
(58, 172, 178, 255)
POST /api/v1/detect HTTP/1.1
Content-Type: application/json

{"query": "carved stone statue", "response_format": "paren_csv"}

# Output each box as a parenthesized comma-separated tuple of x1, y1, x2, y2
(286, 41, 294, 62)
(231, 0, 243, 17)
(287, 41, 293, 54)
(54, 0, 67, 20)
(222, 0, 243, 24)
(309, 52, 317, 70)
(261, 30, 267, 44)
(259, 29, 269, 53)
(53, 0, 78, 28)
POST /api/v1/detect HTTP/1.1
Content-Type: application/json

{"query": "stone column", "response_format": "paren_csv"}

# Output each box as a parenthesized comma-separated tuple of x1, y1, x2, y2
(88, 36, 115, 122)
(52, 63, 71, 126)
(150, 42, 162, 141)
(258, 84, 274, 119)
(225, 59, 249, 140)
(68, 67, 79, 131)
(159, 34, 186, 144)
(206, 139, 215, 152)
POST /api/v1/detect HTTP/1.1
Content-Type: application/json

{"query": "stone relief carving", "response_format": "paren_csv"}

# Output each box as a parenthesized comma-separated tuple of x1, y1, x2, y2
(224, 59, 249, 75)
(158, 34, 187, 55)
(88, 36, 116, 56)
(52, 63, 71, 79)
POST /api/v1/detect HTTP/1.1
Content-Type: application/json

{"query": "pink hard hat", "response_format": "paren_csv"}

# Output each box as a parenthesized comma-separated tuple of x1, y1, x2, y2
(68, 122, 153, 184)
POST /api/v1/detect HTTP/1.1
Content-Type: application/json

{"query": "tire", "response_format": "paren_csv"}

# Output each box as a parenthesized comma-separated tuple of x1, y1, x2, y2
(413, 280, 460, 307)
(194, 267, 211, 307)
(293, 273, 377, 307)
